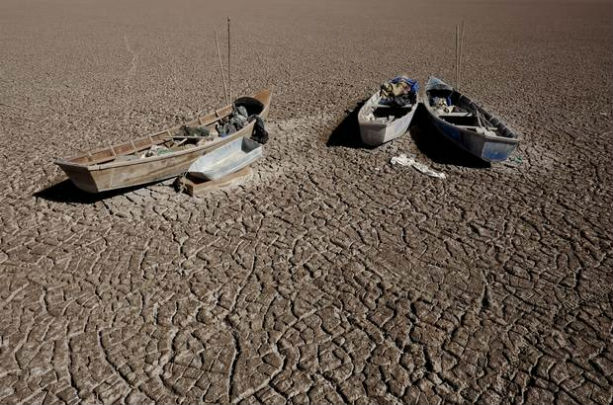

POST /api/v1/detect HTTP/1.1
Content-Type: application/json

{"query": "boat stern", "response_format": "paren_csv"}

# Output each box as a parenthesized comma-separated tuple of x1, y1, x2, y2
(252, 89, 272, 119)
(480, 139, 519, 162)
(54, 160, 101, 193)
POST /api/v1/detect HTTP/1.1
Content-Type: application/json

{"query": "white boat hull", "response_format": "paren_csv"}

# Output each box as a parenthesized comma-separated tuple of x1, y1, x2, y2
(188, 137, 263, 181)
(358, 93, 417, 146)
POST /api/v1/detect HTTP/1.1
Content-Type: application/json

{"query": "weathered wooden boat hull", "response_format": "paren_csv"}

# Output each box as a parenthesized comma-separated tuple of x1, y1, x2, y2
(358, 92, 417, 146)
(55, 89, 271, 193)
(57, 139, 245, 193)
(424, 77, 519, 163)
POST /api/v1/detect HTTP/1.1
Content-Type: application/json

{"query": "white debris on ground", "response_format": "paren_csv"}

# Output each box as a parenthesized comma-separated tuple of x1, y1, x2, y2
(390, 154, 447, 179)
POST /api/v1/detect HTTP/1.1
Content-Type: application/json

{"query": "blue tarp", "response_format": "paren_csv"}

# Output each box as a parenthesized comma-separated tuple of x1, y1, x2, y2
(425, 77, 453, 92)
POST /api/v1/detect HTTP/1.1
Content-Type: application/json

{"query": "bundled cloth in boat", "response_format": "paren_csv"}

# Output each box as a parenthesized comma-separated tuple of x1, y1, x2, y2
(424, 77, 452, 92)
(217, 105, 250, 137)
(217, 104, 269, 144)
(176, 125, 211, 138)
(379, 76, 419, 107)
(142, 145, 172, 157)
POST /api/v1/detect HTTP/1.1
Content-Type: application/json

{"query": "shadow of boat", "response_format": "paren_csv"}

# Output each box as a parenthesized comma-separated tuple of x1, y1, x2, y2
(326, 100, 376, 149)
(409, 105, 491, 169)
(33, 179, 155, 204)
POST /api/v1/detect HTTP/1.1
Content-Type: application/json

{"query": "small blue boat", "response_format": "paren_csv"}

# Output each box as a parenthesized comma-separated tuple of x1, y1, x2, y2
(188, 137, 262, 181)
(424, 77, 519, 162)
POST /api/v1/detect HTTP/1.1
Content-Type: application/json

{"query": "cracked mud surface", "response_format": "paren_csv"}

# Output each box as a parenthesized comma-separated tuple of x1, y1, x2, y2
(1, 0, 612, 404)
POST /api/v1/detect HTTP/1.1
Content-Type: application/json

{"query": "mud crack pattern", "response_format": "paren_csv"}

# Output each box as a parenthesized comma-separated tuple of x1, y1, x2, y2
(1, 0, 612, 404)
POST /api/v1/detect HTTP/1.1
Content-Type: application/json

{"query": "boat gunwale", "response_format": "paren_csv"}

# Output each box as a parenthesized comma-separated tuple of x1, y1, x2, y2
(55, 123, 256, 172)
(429, 113, 520, 145)
(54, 89, 272, 172)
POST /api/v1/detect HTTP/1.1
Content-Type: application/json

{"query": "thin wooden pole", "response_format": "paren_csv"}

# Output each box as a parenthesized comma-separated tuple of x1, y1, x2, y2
(455, 24, 459, 89)
(459, 20, 464, 90)
(215, 30, 229, 105)
(227, 17, 231, 102)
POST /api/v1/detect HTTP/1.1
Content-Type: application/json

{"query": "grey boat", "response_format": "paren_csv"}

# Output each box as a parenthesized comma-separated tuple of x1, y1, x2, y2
(358, 75, 419, 146)
(188, 137, 262, 181)
(424, 77, 519, 162)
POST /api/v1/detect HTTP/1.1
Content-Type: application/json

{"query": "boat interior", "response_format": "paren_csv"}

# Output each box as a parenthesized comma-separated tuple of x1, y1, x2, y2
(360, 96, 415, 124)
(427, 89, 498, 134)
(64, 96, 265, 166)
(371, 104, 413, 120)
(191, 137, 262, 174)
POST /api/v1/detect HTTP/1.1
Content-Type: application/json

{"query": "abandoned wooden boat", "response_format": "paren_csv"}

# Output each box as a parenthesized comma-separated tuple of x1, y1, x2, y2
(188, 137, 262, 181)
(424, 77, 519, 162)
(358, 76, 419, 146)
(54, 89, 272, 193)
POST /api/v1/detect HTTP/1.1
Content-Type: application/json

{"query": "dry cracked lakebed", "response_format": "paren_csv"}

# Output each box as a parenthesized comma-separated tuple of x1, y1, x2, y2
(0, 0, 612, 404)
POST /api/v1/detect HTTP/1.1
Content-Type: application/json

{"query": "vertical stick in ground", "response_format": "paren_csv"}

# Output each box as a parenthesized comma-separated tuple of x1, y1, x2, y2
(455, 24, 459, 89)
(459, 20, 464, 90)
(215, 30, 229, 105)
(227, 17, 231, 102)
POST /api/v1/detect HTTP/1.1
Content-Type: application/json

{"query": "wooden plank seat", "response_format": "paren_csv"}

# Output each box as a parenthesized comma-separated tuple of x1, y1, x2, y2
(438, 111, 473, 117)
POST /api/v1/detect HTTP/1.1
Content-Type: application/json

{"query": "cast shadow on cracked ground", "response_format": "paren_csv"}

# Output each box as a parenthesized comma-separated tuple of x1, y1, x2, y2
(326, 100, 374, 149)
(34, 179, 151, 204)
(409, 105, 490, 168)
(327, 102, 490, 168)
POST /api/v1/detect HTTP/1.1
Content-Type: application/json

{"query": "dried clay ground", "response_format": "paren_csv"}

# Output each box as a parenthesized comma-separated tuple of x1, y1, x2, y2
(1, 0, 612, 404)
